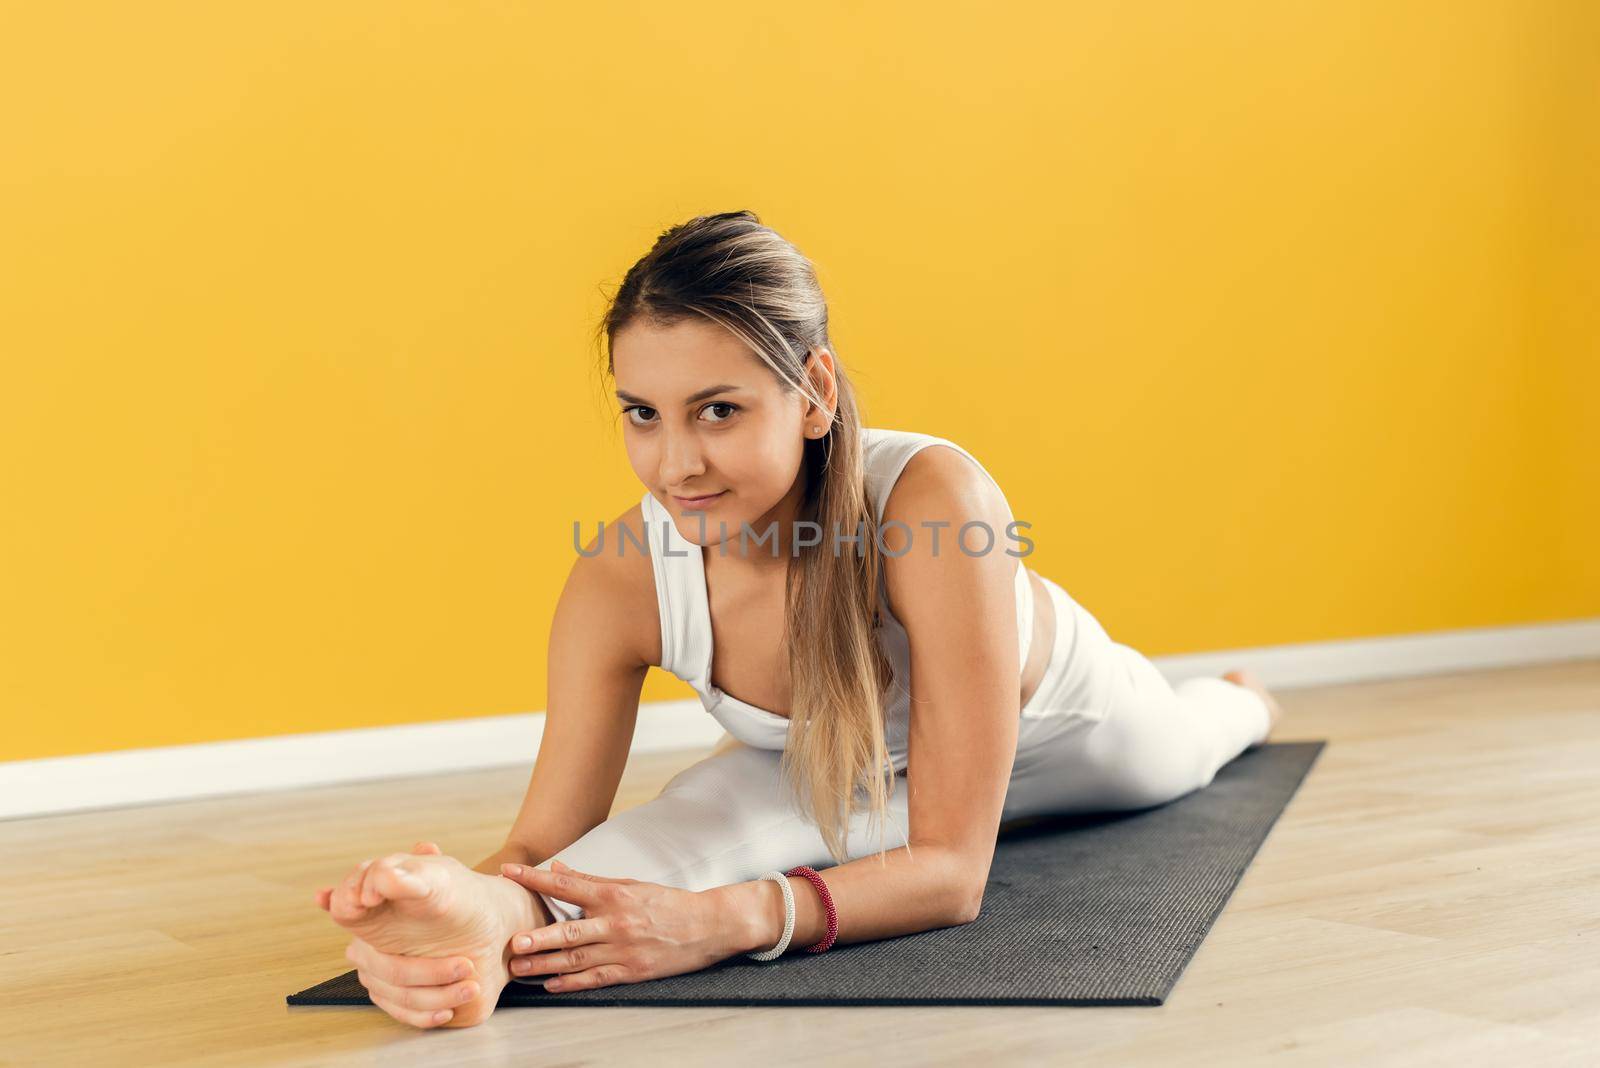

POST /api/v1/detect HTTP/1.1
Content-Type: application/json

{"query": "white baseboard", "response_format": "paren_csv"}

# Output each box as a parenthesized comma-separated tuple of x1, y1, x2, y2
(0, 700, 725, 821)
(1153, 615, 1600, 688)
(4, 617, 1597, 821)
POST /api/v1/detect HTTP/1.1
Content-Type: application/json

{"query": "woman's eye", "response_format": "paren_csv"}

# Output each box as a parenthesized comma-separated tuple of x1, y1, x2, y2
(623, 403, 736, 426)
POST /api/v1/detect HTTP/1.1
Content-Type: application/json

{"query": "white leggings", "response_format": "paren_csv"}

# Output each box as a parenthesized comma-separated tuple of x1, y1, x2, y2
(516, 576, 1271, 945)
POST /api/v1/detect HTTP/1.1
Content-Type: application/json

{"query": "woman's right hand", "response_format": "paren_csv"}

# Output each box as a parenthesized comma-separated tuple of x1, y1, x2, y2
(312, 839, 530, 1029)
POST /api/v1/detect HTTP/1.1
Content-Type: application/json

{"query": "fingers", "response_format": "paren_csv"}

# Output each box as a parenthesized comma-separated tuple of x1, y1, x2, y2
(509, 945, 622, 981)
(508, 916, 603, 955)
(346, 939, 478, 1029)
(367, 992, 459, 1030)
(412, 841, 442, 855)
(313, 887, 334, 911)
(346, 937, 475, 988)
(508, 951, 582, 979)
(550, 859, 634, 884)
(497, 862, 604, 905)
(355, 963, 480, 1015)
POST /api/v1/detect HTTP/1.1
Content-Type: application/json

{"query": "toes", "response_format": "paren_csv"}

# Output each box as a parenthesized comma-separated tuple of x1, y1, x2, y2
(361, 853, 412, 907)
(330, 860, 375, 922)
(368, 856, 434, 904)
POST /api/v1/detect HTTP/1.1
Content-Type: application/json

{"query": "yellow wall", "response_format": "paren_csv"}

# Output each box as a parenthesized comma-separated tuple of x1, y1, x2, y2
(3, 2, 1595, 762)
(1530, 5, 1600, 616)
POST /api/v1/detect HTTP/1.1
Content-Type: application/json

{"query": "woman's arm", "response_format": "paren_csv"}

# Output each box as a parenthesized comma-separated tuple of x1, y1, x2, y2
(490, 450, 1028, 990)
(708, 841, 976, 955)
(495, 505, 662, 867)
(470, 841, 537, 875)
(324, 508, 663, 1023)
(716, 445, 1026, 950)
(498, 449, 1028, 982)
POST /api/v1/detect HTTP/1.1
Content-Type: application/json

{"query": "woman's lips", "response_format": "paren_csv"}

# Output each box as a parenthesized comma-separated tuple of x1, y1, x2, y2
(672, 491, 726, 508)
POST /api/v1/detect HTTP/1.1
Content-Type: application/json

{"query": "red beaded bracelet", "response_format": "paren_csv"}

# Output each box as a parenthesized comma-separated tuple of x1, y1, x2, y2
(784, 865, 838, 953)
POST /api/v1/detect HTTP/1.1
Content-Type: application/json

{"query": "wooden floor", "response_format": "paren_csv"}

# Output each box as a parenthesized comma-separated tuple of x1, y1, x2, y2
(3, 659, 1597, 1066)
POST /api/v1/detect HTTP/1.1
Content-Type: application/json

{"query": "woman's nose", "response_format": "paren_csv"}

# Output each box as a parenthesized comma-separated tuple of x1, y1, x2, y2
(659, 429, 707, 484)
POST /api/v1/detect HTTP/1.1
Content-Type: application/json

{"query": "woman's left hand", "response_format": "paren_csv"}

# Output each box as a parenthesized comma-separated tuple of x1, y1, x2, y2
(497, 860, 734, 993)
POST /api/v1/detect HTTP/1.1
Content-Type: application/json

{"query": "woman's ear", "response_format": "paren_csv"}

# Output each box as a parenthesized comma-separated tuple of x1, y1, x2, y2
(803, 348, 839, 422)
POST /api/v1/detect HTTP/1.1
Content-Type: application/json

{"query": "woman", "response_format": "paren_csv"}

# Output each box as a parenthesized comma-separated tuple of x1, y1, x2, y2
(313, 210, 1284, 1028)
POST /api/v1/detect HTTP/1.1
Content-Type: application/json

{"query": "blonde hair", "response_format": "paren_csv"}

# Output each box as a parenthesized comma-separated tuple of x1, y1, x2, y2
(594, 209, 900, 867)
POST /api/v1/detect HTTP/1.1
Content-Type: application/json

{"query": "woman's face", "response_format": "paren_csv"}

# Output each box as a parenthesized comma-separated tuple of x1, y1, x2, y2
(612, 317, 832, 549)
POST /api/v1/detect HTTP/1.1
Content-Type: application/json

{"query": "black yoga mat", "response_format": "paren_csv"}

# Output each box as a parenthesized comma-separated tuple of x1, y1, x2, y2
(289, 739, 1323, 1008)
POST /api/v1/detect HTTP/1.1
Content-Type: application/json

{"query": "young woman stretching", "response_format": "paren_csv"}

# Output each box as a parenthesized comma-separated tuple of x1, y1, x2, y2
(312, 210, 1285, 1028)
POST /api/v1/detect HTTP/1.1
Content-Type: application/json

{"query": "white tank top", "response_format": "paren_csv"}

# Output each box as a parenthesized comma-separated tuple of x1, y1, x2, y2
(640, 426, 1033, 770)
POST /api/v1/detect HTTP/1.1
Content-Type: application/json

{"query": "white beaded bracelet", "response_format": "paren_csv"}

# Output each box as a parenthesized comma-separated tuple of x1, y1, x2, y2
(746, 870, 795, 961)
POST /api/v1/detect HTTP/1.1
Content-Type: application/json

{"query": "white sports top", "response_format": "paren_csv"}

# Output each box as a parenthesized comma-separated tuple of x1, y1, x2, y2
(640, 426, 1033, 770)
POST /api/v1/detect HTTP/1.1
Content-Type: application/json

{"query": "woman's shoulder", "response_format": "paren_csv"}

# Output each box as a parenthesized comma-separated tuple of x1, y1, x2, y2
(871, 430, 1019, 630)
(862, 426, 1009, 522)
(883, 442, 1009, 523)
(561, 498, 663, 671)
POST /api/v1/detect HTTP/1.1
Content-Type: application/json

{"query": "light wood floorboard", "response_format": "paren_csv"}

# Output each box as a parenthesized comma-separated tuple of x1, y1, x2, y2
(2, 660, 1596, 1066)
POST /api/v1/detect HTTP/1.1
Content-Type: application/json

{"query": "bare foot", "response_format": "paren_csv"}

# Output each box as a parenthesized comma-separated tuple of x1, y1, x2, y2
(1222, 668, 1283, 743)
(326, 853, 544, 1028)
